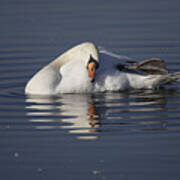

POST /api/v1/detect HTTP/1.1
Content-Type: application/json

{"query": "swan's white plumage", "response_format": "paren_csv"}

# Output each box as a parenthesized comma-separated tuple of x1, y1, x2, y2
(57, 60, 92, 93)
(25, 42, 177, 95)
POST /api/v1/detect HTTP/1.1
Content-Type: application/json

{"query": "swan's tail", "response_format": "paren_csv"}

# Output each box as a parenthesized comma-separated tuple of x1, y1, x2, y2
(147, 72, 180, 89)
(163, 72, 180, 84)
(131, 72, 180, 90)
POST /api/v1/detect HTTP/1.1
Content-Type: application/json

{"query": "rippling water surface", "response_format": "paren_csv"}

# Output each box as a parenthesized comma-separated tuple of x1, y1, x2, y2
(1, 0, 180, 179)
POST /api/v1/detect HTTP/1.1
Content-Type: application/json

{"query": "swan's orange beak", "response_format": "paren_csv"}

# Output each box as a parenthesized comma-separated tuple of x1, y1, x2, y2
(88, 62, 96, 83)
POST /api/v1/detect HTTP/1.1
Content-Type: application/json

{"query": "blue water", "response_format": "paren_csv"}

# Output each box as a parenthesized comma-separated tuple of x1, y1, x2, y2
(1, 0, 180, 179)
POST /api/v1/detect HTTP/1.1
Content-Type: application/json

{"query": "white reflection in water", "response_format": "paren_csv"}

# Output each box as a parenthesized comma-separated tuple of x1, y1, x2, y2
(26, 90, 175, 140)
(26, 94, 100, 140)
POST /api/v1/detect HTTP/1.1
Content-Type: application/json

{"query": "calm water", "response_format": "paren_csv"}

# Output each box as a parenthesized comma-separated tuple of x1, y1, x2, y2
(1, 0, 180, 179)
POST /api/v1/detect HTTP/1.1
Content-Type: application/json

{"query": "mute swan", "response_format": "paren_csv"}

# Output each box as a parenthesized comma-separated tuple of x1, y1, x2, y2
(25, 42, 180, 95)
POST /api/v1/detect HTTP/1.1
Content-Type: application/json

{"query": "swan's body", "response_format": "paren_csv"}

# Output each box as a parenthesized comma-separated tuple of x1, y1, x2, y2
(25, 42, 180, 95)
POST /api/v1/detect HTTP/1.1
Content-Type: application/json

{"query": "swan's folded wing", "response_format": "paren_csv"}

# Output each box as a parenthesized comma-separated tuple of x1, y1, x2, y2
(117, 58, 168, 75)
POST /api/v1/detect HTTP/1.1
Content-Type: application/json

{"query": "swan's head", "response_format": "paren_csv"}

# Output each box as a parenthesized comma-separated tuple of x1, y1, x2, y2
(75, 42, 99, 83)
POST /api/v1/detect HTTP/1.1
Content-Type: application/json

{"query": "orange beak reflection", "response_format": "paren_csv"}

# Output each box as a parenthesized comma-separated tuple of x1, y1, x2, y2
(88, 62, 96, 83)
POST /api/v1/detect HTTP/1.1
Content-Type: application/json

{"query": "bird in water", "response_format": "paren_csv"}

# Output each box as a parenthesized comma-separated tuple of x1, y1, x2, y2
(25, 42, 180, 95)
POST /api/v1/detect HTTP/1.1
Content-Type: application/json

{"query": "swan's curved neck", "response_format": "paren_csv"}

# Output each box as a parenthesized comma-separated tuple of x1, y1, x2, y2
(51, 53, 72, 69)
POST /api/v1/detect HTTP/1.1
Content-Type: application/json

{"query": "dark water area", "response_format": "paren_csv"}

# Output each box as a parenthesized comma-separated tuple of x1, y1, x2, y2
(1, 0, 180, 179)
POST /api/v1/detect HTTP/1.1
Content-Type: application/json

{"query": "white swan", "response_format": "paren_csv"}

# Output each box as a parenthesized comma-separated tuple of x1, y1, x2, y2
(25, 42, 180, 95)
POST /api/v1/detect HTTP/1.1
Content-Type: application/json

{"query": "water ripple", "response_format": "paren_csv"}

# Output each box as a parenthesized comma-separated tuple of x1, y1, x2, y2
(3, 89, 172, 139)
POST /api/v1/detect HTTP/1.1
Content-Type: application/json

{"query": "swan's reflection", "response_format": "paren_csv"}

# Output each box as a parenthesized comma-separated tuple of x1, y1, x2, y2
(26, 94, 100, 140)
(26, 89, 175, 139)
